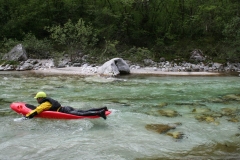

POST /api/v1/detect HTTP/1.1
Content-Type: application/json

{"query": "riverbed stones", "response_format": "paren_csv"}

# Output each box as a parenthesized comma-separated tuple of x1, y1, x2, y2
(156, 102, 168, 108)
(222, 94, 240, 101)
(187, 142, 240, 156)
(227, 117, 239, 123)
(166, 131, 185, 139)
(145, 124, 176, 134)
(221, 108, 237, 116)
(210, 112, 223, 118)
(158, 109, 179, 117)
(145, 123, 185, 140)
(195, 114, 215, 123)
(207, 97, 224, 103)
(205, 116, 215, 123)
(192, 108, 211, 113)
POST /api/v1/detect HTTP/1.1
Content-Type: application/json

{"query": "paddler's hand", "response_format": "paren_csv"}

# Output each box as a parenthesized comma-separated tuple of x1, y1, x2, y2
(26, 111, 37, 119)
(13, 116, 29, 122)
(22, 116, 29, 120)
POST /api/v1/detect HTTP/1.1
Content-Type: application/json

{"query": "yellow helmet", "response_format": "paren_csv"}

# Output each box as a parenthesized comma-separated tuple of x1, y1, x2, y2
(34, 92, 47, 98)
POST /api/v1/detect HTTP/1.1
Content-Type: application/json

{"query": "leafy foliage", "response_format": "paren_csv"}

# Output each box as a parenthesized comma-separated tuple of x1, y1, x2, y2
(0, 38, 20, 53)
(0, 0, 240, 63)
(45, 18, 98, 60)
(22, 33, 53, 59)
(222, 17, 240, 61)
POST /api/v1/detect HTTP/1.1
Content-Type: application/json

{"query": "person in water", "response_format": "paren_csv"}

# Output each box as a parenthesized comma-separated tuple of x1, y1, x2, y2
(25, 92, 108, 120)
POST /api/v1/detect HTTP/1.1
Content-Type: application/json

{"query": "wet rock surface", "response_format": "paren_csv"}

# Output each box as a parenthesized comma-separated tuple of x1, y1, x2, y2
(145, 124, 176, 134)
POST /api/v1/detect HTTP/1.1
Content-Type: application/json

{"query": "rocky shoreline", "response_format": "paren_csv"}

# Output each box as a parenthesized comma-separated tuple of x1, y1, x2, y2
(1, 44, 240, 76)
(1, 58, 239, 77)
(28, 66, 223, 76)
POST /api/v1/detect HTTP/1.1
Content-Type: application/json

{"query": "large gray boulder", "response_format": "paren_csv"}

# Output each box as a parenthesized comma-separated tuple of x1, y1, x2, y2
(97, 58, 130, 76)
(2, 44, 27, 61)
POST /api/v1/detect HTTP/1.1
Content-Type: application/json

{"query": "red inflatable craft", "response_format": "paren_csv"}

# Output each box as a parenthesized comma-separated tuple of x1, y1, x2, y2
(10, 102, 111, 119)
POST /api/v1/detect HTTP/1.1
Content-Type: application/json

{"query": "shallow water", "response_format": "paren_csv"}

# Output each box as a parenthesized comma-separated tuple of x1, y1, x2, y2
(0, 72, 240, 160)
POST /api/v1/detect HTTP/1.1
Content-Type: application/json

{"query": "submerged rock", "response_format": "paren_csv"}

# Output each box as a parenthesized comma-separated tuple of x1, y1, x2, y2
(222, 94, 240, 101)
(136, 141, 240, 159)
(227, 118, 239, 123)
(195, 115, 215, 123)
(156, 102, 168, 108)
(221, 108, 237, 116)
(210, 112, 223, 118)
(158, 109, 179, 117)
(205, 116, 215, 123)
(186, 142, 240, 156)
(192, 108, 211, 113)
(167, 131, 185, 139)
(207, 97, 224, 103)
(145, 124, 176, 134)
(213, 121, 220, 125)
(168, 122, 182, 127)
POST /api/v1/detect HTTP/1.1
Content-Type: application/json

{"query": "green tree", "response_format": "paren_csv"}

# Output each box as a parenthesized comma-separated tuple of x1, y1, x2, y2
(45, 18, 98, 60)
(1, 0, 240, 62)
(222, 16, 240, 61)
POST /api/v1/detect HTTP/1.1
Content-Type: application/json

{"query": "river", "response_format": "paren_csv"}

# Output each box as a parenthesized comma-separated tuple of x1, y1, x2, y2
(0, 72, 239, 160)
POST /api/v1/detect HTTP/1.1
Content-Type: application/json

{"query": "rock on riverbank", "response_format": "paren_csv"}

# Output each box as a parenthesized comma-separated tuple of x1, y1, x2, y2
(0, 58, 236, 76)
(1, 44, 240, 76)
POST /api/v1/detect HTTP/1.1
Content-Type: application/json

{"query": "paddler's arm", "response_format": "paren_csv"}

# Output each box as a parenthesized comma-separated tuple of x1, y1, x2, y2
(25, 101, 52, 118)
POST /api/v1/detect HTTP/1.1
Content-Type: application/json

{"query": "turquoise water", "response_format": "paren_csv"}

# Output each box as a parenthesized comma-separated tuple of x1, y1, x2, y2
(0, 72, 240, 160)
